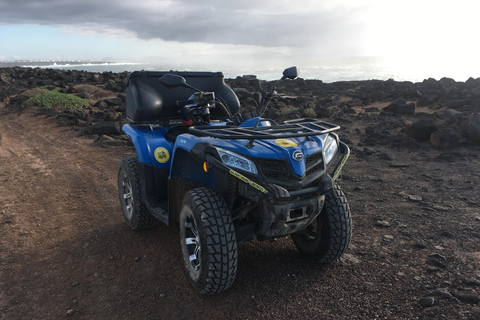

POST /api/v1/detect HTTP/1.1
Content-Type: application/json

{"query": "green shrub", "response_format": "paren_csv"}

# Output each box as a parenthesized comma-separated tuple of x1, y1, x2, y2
(304, 109, 317, 117)
(281, 107, 300, 115)
(24, 91, 90, 109)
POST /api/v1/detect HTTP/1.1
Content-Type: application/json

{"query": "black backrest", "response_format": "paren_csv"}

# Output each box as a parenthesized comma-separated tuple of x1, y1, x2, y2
(126, 71, 240, 123)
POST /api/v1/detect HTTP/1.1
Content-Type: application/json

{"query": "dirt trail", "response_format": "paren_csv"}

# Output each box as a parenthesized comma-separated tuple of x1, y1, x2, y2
(1, 108, 479, 319)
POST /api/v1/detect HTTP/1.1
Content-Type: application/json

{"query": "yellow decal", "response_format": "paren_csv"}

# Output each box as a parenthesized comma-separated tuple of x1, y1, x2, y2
(154, 147, 170, 163)
(229, 169, 269, 194)
(275, 139, 297, 148)
(332, 153, 349, 181)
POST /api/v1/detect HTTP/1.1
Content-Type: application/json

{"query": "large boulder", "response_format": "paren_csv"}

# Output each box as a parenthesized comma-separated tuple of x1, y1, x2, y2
(430, 128, 461, 149)
(461, 113, 480, 142)
(315, 106, 331, 118)
(384, 99, 416, 115)
(403, 119, 438, 141)
(105, 80, 123, 92)
(81, 122, 122, 136)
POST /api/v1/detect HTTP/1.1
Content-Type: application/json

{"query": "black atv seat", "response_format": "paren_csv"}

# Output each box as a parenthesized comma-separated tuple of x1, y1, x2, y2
(126, 71, 240, 123)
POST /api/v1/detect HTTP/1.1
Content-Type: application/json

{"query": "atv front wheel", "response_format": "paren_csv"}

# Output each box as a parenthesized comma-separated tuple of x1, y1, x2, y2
(118, 157, 158, 230)
(179, 187, 238, 294)
(291, 184, 352, 263)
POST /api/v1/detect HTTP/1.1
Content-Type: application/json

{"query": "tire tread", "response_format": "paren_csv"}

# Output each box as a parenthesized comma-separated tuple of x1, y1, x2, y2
(187, 187, 237, 294)
(118, 156, 158, 230)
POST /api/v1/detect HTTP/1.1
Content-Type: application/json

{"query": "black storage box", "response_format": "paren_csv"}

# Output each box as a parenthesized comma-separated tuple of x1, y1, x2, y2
(126, 71, 240, 123)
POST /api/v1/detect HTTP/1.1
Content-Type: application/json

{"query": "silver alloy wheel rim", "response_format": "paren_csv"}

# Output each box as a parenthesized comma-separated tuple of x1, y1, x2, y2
(122, 174, 133, 219)
(184, 213, 201, 271)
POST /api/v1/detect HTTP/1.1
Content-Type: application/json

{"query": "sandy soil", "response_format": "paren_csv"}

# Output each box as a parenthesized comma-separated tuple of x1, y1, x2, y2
(1, 106, 479, 319)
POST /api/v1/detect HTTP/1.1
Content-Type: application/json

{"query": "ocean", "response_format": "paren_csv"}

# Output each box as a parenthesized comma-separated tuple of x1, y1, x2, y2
(25, 56, 480, 83)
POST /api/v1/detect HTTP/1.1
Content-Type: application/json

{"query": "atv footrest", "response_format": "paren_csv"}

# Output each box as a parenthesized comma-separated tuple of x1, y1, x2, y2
(145, 198, 169, 225)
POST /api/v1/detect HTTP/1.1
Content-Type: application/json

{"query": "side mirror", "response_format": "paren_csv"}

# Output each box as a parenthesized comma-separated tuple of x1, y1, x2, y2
(159, 74, 188, 88)
(281, 66, 299, 80)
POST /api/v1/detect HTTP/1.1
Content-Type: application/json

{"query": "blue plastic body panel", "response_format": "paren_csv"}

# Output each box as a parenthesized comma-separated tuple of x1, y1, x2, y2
(124, 119, 329, 180)
(122, 124, 174, 169)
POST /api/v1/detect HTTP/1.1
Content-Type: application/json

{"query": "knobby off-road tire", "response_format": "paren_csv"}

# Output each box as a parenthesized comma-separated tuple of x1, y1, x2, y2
(179, 187, 238, 295)
(291, 184, 352, 263)
(118, 156, 158, 230)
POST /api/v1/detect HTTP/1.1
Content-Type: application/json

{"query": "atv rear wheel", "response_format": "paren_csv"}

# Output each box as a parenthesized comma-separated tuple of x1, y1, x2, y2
(291, 184, 352, 263)
(179, 187, 238, 294)
(118, 157, 158, 229)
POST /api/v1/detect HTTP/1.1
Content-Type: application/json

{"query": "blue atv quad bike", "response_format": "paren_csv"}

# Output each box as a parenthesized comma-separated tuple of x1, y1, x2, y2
(118, 67, 352, 294)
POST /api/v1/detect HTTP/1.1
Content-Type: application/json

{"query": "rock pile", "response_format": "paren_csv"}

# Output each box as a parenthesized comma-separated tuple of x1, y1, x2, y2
(2, 67, 480, 149)
(225, 75, 480, 149)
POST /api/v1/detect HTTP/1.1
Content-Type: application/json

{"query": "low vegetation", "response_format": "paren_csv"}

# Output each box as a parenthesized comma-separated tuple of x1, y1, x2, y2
(73, 84, 116, 104)
(280, 107, 300, 115)
(24, 91, 90, 109)
(22, 87, 49, 98)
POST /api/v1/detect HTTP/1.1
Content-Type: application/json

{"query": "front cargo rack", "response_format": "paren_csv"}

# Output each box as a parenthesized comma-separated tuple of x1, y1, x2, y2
(189, 118, 340, 141)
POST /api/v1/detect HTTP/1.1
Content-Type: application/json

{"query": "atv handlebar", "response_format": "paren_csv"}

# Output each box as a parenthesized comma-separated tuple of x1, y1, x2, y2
(275, 94, 296, 100)
(177, 99, 196, 107)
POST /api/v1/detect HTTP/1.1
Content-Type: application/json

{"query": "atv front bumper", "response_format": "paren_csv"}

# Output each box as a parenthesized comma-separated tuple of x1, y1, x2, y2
(194, 141, 350, 240)
(201, 141, 349, 200)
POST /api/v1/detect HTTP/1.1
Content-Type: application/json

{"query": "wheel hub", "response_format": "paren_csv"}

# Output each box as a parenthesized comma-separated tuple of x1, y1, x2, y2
(184, 214, 201, 271)
(122, 174, 133, 219)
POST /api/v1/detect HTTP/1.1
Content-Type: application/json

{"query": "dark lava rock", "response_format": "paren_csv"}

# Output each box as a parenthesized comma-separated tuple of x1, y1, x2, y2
(403, 119, 439, 141)
(365, 126, 376, 135)
(419, 296, 436, 308)
(364, 107, 380, 112)
(462, 278, 480, 286)
(414, 240, 427, 249)
(426, 253, 447, 268)
(430, 128, 461, 149)
(400, 137, 421, 149)
(94, 100, 109, 109)
(315, 106, 331, 118)
(427, 289, 453, 299)
(105, 81, 123, 92)
(378, 153, 393, 161)
(443, 109, 463, 125)
(81, 122, 122, 136)
(7, 94, 29, 108)
(384, 99, 416, 115)
(462, 113, 480, 143)
(103, 98, 123, 106)
(453, 292, 480, 305)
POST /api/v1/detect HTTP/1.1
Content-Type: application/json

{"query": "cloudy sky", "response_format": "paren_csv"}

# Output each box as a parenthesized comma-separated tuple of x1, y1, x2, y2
(0, 0, 479, 74)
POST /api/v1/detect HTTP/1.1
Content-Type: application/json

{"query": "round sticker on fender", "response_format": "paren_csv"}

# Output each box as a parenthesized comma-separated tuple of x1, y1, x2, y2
(275, 139, 297, 148)
(154, 147, 170, 163)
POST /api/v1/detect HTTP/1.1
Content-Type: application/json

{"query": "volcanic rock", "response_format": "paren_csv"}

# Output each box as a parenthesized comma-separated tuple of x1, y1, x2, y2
(384, 99, 416, 115)
(403, 119, 438, 141)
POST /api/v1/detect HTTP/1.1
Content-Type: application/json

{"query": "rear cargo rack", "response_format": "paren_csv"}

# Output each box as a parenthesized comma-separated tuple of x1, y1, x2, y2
(189, 118, 340, 140)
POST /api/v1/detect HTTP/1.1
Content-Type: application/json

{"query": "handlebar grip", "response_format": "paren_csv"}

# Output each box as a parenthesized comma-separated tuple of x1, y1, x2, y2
(177, 99, 195, 107)
(276, 94, 296, 100)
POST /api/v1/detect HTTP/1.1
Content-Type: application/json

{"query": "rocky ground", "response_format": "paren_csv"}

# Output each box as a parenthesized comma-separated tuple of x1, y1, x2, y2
(0, 67, 479, 319)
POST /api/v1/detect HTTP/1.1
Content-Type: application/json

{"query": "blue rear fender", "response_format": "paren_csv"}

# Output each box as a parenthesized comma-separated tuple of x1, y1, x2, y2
(122, 124, 173, 169)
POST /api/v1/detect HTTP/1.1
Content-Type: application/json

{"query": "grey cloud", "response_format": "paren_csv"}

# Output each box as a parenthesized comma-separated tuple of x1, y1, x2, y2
(0, 0, 367, 50)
